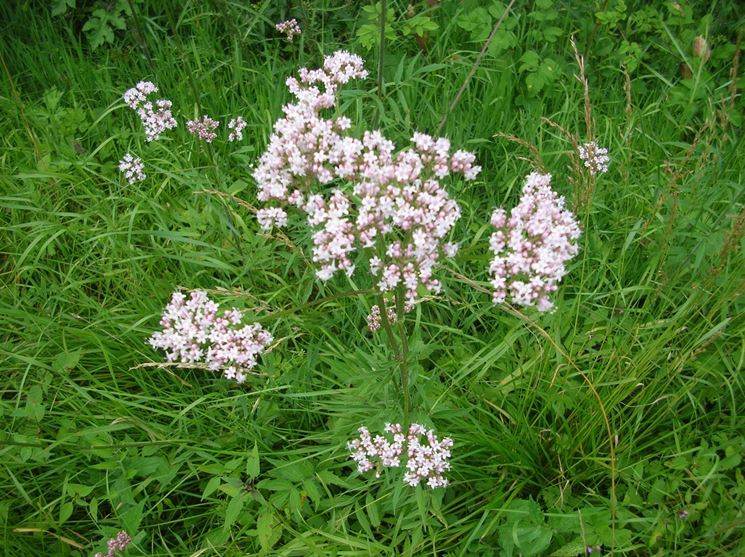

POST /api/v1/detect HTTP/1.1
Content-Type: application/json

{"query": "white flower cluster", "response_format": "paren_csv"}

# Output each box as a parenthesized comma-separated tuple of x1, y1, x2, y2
(578, 141, 610, 175)
(228, 116, 246, 142)
(148, 290, 273, 383)
(123, 80, 177, 142)
(253, 51, 480, 307)
(275, 19, 301, 42)
(489, 172, 581, 312)
(187, 115, 219, 143)
(118, 153, 145, 184)
(348, 423, 453, 489)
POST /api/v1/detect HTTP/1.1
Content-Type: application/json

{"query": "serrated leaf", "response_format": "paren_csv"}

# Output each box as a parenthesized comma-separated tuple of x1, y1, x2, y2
(52, 0, 75, 17)
(549, 539, 589, 557)
(224, 494, 243, 530)
(257, 511, 274, 550)
(519, 51, 540, 72)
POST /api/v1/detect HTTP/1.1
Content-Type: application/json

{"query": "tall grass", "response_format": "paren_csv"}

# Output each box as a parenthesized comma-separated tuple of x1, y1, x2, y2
(1, 1, 743, 555)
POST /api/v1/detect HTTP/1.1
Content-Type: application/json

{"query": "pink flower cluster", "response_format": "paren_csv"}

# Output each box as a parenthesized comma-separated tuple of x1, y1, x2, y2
(228, 116, 246, 142)
(123, 81, 177, 142)
(578, 141, 610, 175)
(253, 51, 480, 306)
(366, 303, 398, 332)
(148, 290, 273, 383)
(94, 531, 131, 557)
(118, 153, 145, 184)
(187, 115, 219, 143)
(348, 423, 453, 489)
(276, 18, 301, 41)
(489, 172, 581, 311)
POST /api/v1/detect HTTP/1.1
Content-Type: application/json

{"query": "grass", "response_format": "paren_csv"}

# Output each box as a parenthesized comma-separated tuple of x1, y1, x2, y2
(1, 1, 743, 555)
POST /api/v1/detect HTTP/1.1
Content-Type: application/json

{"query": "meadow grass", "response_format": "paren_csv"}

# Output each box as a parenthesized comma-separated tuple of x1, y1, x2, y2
(1, 1, 743, 555)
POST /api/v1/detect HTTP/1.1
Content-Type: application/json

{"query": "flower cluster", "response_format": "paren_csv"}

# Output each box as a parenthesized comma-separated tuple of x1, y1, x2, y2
(253, 51, 480, 306)
(578, 141, 610, 175)
(366, 303, 398, 332)
(187, 115, 219, 143)
(489, 172, 581, 312)
(123, 81, 177, 142)
(256, 207, 288, 229)
(94, 531, 131, 557)
(275, 18, 301, 42)
(148, 290, 273, 383)
(348, 423, 453, 489)
(118, 153, 145, 184)
(227, 116, 246, 142)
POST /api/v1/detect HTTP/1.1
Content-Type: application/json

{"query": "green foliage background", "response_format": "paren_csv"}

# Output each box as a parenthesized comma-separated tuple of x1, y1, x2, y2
(1, 0, 743, 555)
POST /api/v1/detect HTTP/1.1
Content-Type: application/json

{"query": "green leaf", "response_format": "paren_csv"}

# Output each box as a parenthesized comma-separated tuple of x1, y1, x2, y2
(66, 483, 94, 498)
(52, 0, 75, 17)
(257, 510, 274, 551)
(719, 446, 741, 471)
(53, 348, 81, 372)
(224, 493, 243, 530)
(365, 492, 381, 528)
(246, 443, 260, 479)
(519, 51, 540, 73)
(549, 539, 590, 556)
(457, 8, 492, 42)
(202, 476, 221, 500)
(58, 501, 73, 525)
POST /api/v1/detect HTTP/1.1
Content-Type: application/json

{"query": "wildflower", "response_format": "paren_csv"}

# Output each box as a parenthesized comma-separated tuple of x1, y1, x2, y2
(118, 153, 145, 184)
(227, 116, 246, 142)
(578, 141, 610, 175)
(148, 290, 273, 383)
(123, 81, 177, 142)
(187, 115, 219, 143)
(256, 207, 288, 230)
(488, 172, 581, 312)
(347, 423, 453, 489)
(123, 81, 157, 109)
(366, 303, 398, 332)
(275, 18, 301, 42)
(678, 510, 689, 519)
(253, 51, 480, 307)
(94, 531, 131, 557)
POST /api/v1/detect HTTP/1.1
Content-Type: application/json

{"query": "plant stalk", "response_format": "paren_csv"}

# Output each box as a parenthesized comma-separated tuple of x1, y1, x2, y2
(377, 0, 387, 99)
(376, 294, 410, 427)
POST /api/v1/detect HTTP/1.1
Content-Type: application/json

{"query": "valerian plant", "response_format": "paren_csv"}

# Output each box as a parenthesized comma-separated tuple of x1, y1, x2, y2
(128, 51, 584, 490)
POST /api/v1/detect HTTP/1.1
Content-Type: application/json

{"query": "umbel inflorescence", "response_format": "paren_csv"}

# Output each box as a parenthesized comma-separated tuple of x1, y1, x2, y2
(148, 290, 273, 383)
(348, 423, 453, 489)
(252, 50, 481, 308)
(578, 141, 610, 175)
(489, 172, 581, 311)
(123, 80, 177, 142)
(94, 531, 131, 557)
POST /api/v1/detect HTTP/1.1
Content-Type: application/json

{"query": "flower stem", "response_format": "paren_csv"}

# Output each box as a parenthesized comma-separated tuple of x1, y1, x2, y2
(377, 0, 387, 99)
(395, 290, 411, 428)
(376, 293, 410, 428)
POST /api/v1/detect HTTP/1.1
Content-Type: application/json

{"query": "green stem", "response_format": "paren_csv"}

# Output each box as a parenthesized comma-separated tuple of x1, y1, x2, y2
(377, 0, 387, 100)
(376, 293, 410, 428)
(395, 290, 411, 428)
